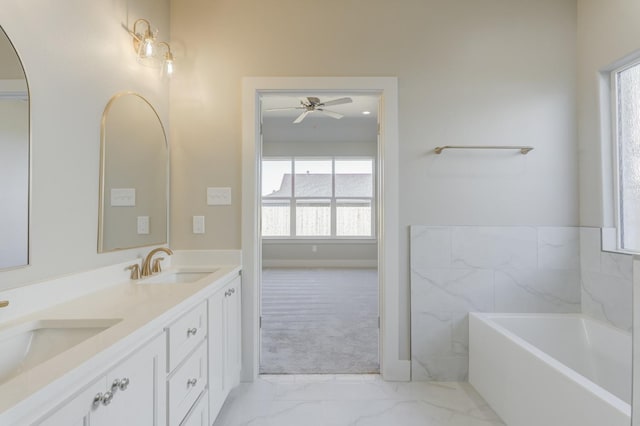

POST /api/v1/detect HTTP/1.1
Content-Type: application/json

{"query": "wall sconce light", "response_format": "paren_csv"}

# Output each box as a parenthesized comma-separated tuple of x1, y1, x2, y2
(127, 18, 174, 75)
(130, 19, 157, 60)
(157, 42, 174, 77)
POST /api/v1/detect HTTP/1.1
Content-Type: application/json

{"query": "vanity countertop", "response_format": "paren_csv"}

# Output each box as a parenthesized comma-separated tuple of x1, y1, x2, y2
(0, 262, 241, 424)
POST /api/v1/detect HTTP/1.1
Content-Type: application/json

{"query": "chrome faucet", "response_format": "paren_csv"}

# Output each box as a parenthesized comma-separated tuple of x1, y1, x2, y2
(141, 247, 173, 277)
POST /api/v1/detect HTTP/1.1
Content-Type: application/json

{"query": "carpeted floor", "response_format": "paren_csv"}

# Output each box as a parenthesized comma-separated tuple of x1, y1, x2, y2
(260, 268, 379, 374)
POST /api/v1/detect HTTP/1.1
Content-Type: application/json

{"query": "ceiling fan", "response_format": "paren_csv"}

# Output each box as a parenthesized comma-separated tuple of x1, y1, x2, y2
(265, 96, 353, 124)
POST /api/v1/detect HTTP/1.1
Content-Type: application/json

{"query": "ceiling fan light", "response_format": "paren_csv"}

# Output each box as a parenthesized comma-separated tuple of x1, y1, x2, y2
(266, 96, 353, 124)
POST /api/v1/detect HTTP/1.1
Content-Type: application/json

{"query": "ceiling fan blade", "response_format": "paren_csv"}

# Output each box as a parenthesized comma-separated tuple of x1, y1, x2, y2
(317, 109, 343, 119)
(293, 110, 311, 124)
(264, 107, 304, 112)
(318, 97, 352, 107)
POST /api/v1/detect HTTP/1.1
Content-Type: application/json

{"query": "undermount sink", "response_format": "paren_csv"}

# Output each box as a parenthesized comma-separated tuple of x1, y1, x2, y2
(138, 269, 218, 284)
(0, 318, 121, 384)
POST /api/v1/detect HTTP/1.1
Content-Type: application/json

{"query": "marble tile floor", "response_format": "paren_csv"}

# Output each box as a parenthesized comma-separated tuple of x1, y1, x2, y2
(213, 375, 505, 426)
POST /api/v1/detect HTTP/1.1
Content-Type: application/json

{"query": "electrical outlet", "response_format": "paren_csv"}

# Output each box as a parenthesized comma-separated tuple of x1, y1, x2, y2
(193, 216, 205, 234)
(207, 187, 232, 205)
(137, 216, 149, 234)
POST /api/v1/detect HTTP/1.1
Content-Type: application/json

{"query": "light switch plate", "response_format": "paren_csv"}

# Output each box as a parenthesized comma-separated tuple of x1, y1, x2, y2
(110, 188, 136, 207)
(207, 187, 232, 205)
(193, 216, 205, 234)
(137, 216, 149, 234)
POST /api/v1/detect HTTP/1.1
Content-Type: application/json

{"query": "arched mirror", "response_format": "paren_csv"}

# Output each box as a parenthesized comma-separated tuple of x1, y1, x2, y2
(0, 26, 29, 270)
(98, 93, 168, 252)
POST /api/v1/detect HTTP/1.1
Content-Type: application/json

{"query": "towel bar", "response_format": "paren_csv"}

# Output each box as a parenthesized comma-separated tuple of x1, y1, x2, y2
(434, 145, 534, 155)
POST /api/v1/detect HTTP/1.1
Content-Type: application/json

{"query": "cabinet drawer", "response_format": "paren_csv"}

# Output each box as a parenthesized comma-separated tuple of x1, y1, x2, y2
(168, 342, 207, 426)
(180, 390, 209, 426)
(167, 301, 207, 372)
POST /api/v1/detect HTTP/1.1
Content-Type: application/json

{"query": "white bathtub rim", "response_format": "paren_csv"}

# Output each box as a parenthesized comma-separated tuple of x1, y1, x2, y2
(473, 312, 631, 337)
(469, 312, 631, 417)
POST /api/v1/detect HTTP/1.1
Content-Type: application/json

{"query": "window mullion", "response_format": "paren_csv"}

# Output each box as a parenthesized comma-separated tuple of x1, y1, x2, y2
(291, 157, 296, 237)
(331, 157, 336, 237)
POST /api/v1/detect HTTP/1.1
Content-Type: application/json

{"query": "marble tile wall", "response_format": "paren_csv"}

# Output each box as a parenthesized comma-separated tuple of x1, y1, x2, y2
(579, 227, 633, 331)
(410, 226, 582, 381)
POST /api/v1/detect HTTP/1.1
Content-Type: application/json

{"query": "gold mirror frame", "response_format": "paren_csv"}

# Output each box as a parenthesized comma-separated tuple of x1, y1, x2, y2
(0, 26, 33, 271)
(98, 92, 169, 253)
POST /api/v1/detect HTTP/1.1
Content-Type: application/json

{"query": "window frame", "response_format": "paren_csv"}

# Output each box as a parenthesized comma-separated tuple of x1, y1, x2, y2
(611, 57, 640, 253)
(261, 155, 376, 240)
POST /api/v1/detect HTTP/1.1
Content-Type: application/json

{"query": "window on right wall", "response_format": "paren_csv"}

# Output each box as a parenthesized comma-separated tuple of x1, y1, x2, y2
(613, 60, 640, 251)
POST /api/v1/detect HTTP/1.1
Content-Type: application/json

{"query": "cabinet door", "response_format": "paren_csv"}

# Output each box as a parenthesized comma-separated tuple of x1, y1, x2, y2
(35, 334, 165, 426)
(181, 391, 209, 426)
(168, 342, 207, 426)
(36, 378, 107, 426)
(103, 333, 166, 426)
(225, 276, 242, 389)
(208, 287, 226, 421)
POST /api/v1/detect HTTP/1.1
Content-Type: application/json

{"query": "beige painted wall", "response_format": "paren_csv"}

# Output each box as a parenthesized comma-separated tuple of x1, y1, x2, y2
(577, 0, 640, 227)
(0, 0, 170, 290)
(170, 0, 578, 358)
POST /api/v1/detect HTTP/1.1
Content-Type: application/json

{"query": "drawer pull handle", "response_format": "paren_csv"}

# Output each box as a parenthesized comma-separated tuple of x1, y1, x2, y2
(187, 327, 198, 337)
(224, 290, 230, 297)
(102, 391, 114, 406)
(92, 393, 103, 407)
(93, 391, 114, 407)
(112, 377, 130, 391)
(101, 390, 114, 406)
(230, 288, 235, 294)
(120, 377, 130, 390)
(187, 378, 198, 387)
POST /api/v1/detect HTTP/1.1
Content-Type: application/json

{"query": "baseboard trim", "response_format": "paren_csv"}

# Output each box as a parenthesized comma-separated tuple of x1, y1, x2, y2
(382, 360, 411, 382)
(262, 259, 377, 268)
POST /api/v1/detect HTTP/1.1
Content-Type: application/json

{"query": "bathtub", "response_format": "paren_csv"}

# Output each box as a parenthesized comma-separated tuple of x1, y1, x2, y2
(469, 313, 631, 426)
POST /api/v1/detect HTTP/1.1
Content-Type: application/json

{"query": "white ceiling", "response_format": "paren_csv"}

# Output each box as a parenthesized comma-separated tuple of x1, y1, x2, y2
(261, 93, 379, 120)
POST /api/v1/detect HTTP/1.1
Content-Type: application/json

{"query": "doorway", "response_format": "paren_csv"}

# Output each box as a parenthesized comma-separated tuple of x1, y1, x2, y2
(241, 77, 407, 382)
(259, 93, 380, 373)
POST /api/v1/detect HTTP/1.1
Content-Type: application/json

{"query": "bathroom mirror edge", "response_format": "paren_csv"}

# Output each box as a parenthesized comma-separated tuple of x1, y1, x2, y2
(0, 25, 30, 271)
(98, 92, 169, 253)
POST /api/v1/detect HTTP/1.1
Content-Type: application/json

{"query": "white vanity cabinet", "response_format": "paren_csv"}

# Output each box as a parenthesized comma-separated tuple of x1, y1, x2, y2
(208, 275, 242, 423)
(36, 332, 166, 426)
(165, 301, 208, 426)
(225, 276, 242, 390)
(3, 265, 244, 426)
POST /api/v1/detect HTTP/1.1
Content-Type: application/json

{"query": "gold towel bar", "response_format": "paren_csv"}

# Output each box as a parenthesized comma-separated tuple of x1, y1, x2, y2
(0, 301, 9, 308)
(434, 145, 534, 155)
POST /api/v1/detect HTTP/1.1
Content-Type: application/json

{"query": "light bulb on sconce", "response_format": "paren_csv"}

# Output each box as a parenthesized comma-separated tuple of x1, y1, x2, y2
(127, 18, 175, 75)
(158, 42, 174, 77)
(142, 37, 154, 58)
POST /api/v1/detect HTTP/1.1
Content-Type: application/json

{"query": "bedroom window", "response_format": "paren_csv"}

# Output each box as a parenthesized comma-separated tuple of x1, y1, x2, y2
(613, 59, 640, 252)
(261, 157, 374, 238)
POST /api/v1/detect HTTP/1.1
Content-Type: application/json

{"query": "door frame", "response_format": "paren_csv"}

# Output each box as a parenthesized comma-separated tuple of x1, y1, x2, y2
(241, 77, 409, 381)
